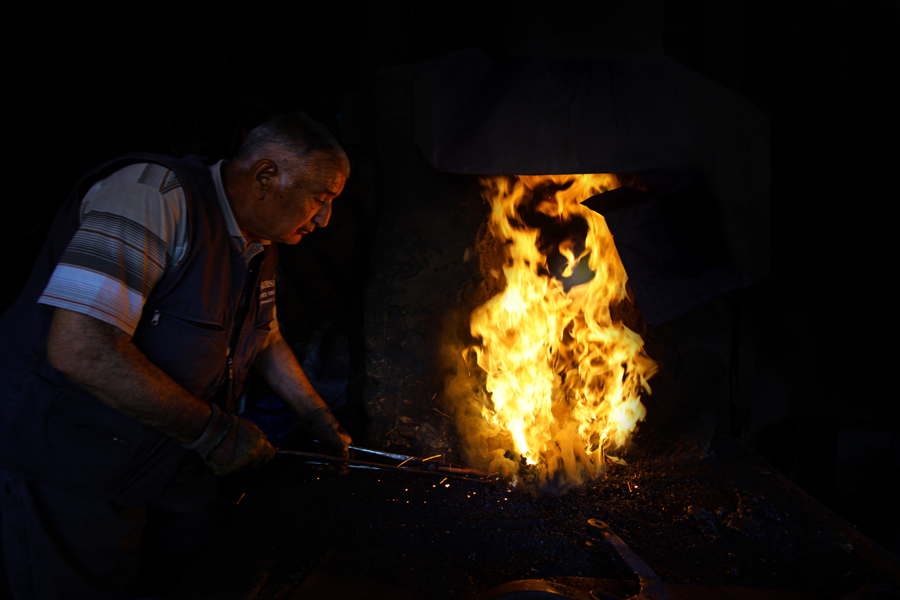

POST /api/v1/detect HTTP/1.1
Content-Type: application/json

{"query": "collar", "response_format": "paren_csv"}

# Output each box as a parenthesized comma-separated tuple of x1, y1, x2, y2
(210, 160, 269, 261)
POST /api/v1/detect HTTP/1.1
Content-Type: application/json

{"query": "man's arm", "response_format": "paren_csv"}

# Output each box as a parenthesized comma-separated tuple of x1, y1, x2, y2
(47, 307, 211, 443)
(252, 328, 327, 417)
(48, 307, 275, 474)
(253, 329, 352, 455)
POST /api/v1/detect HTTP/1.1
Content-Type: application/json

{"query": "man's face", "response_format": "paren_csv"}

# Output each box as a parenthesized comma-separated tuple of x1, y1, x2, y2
(257, 153, 347, 245)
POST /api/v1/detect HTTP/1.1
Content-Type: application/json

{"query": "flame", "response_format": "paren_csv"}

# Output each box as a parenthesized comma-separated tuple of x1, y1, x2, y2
(461, 174, 657, 492)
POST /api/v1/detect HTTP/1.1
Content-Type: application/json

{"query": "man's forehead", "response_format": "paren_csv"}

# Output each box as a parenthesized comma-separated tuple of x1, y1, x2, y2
(307, 168, 346, 194)
(300, 154, 347, 193)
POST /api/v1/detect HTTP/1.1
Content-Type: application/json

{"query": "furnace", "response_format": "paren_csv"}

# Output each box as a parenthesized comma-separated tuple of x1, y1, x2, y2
(363, 33, 769, 481)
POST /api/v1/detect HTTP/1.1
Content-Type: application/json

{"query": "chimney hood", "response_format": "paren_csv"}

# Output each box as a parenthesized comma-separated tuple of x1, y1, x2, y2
(412, 34, 770, 325)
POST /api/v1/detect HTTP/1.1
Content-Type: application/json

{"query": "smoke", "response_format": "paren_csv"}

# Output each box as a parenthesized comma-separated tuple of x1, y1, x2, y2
(439, 327, 519, 479)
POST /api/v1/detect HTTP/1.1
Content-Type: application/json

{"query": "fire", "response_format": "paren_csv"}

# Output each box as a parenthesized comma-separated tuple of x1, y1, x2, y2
(458, 173, 657, 492)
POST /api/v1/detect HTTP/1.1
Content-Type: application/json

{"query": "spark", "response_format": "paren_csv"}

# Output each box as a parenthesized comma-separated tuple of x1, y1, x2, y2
(433, 408, 453, 420)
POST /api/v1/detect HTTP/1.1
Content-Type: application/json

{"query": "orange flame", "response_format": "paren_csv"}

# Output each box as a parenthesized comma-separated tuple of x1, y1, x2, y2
(461, 174, 657, 492)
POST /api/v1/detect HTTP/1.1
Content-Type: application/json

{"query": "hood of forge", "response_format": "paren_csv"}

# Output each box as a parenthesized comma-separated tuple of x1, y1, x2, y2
(361, 34, 770, 470)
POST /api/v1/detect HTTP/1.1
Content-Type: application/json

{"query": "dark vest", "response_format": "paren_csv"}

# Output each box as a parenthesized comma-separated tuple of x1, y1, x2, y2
(0, 153, 278, 505)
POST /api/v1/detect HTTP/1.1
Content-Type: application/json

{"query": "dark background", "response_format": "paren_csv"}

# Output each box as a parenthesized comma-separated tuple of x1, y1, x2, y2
(2, 0, 898, 553)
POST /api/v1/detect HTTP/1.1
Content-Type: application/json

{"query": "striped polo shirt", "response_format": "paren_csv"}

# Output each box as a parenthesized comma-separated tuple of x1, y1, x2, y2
(38, 160, 276, 337)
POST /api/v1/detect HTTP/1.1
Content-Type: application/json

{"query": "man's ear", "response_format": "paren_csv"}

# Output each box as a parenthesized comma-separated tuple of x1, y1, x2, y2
(251, 159, 278, 198)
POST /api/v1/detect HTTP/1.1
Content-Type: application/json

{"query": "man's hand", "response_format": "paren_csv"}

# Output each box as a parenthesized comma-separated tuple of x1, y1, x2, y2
(301, 406, 352, 458)
(184, 404, 276, 476)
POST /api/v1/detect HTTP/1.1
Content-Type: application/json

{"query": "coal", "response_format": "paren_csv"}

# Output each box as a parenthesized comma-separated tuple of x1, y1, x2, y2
(171, 435, 897, 599)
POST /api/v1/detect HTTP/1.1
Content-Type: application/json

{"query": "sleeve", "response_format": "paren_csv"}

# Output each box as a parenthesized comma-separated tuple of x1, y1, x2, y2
(38, 163, 188, 336)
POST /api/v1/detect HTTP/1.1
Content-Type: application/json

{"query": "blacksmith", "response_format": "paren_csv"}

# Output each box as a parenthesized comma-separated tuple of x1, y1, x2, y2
(0, 113, 352, 598)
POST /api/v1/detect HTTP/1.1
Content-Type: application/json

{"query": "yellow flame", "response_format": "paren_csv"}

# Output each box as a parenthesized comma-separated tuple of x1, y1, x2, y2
(464, 174, 657, 491)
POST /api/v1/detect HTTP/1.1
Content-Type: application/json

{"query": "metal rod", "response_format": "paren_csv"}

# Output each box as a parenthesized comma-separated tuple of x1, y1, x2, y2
(348, 445, 421, 463)
(344, 444, 488, 477)
(434, 465, 493, 478)
(588, 519, 669, 600)
(304, 462, 385, 471)
(275, 450, 493, 482)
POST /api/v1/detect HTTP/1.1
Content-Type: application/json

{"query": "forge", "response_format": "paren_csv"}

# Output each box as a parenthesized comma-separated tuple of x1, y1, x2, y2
(165, 37, 900, 600)
(360, 37, 769, 483)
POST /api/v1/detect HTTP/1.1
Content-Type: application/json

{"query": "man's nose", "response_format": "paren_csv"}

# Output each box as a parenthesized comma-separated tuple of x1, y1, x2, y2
(313, 198, 332, 228)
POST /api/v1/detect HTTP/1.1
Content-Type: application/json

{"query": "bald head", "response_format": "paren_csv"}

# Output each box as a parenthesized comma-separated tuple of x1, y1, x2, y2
(232, 112, 350, 179)
(223, 113, 349, 244)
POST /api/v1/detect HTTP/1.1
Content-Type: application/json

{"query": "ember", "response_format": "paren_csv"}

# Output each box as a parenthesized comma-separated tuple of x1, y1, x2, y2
(446, 174, 657, 493)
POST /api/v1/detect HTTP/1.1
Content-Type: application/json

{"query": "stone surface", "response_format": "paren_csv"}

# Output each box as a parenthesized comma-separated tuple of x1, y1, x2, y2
(361, 65, 488, 454)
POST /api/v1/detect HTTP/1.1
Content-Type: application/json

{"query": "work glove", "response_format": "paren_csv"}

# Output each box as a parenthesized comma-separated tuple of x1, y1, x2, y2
(301, 406, 352, 459)
(184, 403, 276, 476)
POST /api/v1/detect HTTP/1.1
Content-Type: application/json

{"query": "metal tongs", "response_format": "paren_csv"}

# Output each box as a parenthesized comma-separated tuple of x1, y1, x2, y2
(275, 445, 495, 482)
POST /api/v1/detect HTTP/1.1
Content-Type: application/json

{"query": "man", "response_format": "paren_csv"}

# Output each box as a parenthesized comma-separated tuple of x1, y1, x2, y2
(0, 113, 352, 598)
